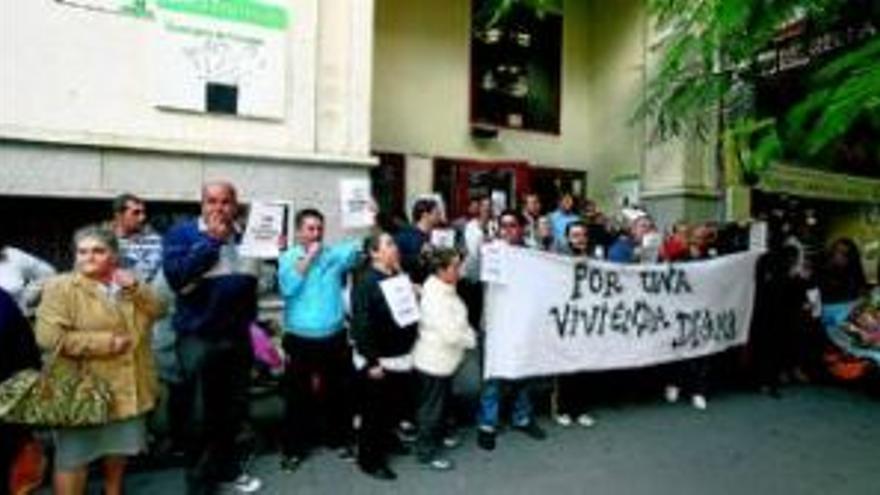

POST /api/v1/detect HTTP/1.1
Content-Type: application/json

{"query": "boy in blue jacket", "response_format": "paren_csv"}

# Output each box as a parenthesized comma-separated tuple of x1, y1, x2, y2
(276, 208, 363, 472)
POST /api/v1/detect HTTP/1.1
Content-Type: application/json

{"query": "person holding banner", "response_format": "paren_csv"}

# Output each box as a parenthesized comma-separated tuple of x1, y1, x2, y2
(522, 192, 548, 250)
(276, 208, 362, 473)
(548, 192, 579, 250)
(554, 221, 598, 428)
(413, 248, 476, 471)
(476, 210, 546, 451)
(351, 232, 419, 481)
(608, 212, 658, 264)
(662, 223, 717, 410)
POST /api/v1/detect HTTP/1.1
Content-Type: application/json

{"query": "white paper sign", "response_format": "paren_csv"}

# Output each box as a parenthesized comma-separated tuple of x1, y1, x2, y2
(480, 241, 507, 284)
(491, 190, 508, 214)
(240, 201, 286, 258)
(379, 274, 420, 327)
(640, 232, 662, 263)
(749, 221, 769, 251)
(483, 247, 762, 379)
(431, 229, 456, 249)
(340, 179, 374, 229)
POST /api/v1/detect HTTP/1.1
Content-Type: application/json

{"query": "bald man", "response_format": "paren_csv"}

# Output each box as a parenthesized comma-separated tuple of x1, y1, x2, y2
(162, 181, 263, 495)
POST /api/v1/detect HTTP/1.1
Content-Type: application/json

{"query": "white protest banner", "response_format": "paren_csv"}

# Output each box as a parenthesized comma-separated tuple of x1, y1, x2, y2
(379, 274, 420, 327)
(340, 179, 374, 229)
(483, 247, 762, 379)
(240, 201, 287, 258)
(430, 229, 456, 249)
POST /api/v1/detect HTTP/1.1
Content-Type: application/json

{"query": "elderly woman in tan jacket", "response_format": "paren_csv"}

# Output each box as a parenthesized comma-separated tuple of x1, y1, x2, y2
(412, 248, 476, 472)
(36, 226, 162, 495)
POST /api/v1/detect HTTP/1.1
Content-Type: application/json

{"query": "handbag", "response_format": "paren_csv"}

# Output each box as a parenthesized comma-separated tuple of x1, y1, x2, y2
(0, 343, 113, 428)
(249, 322, 283, 373)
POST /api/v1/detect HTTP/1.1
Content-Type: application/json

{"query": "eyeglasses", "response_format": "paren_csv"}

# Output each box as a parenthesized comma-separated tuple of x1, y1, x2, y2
(77, 246, 110, 256)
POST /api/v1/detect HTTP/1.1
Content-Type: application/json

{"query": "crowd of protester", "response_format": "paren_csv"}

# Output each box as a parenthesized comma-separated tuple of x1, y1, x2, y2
(1, 182, 878, 494)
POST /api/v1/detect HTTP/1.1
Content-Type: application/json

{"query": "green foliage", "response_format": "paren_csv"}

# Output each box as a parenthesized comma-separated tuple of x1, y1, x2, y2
(639, 0, 879, 177)
(475, 0, 562, 29)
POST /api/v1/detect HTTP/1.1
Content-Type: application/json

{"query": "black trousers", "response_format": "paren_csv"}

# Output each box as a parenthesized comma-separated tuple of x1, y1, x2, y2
(667, 357, 712, 396)
(357, 369, 410, 470)
(176, 334, 252, 495)
(281, 332, 354, 457)
(458, 279, 485, 331)
(415, 372, 452, 462)
(557, 372, 600, 417)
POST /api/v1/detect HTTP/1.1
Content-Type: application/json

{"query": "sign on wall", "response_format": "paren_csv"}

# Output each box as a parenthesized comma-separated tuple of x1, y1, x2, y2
(57, 1, 152, 16)
(758, 164, 880, 204)
(482, 247, 762, 379)
(154, 0, 289, 119)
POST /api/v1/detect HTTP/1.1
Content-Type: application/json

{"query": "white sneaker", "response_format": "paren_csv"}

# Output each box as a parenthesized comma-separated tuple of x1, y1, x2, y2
(442, 436, 461, 449)
(555, 414, 573, 427)
(664, 385, 680, 404)
(224, 474, 263, 494)
(691, 394, 708, 411)
(576, 413, 596, 428)
(424, 457, 454, 471)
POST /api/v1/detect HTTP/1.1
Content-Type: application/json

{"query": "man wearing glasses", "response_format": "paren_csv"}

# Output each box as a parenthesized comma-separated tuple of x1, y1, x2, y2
(475, 210, 547, 451)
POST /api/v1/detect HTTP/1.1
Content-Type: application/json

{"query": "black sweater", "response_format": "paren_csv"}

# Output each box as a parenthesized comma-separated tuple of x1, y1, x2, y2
(0, 288, 40, 383)
(351, 267, 418, 367)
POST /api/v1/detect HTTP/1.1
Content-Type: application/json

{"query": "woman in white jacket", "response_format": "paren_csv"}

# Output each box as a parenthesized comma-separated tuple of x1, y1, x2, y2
(413, 248, 476, 471)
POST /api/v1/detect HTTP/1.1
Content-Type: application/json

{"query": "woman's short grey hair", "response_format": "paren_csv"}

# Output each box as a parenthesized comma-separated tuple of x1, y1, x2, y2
(426, 247, 460, 274)
(73, 226, 119, 255)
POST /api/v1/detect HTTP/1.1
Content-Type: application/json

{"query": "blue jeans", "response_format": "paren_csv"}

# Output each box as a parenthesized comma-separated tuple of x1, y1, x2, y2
(476, 379, 533, 430)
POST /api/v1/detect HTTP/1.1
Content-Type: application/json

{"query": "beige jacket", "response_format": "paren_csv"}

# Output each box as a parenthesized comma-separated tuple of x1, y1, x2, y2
(35, 273, 163, 421)
(413, 275, 476, 376)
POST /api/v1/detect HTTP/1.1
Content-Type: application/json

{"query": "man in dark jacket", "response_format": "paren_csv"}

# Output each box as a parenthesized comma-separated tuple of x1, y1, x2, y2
(394, 198, 442, 285)
(162, 181, 262, 495)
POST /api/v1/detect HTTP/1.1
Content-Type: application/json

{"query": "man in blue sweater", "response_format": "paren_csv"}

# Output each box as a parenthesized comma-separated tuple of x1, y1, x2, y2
(162, 181, 262, 495)
(276, 208, 362, 472)
(394, 197, 442, 285)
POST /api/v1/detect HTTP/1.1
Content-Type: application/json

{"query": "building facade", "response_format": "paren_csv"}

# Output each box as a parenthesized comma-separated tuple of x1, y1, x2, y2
(1, 0, 375, 266)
